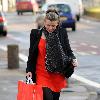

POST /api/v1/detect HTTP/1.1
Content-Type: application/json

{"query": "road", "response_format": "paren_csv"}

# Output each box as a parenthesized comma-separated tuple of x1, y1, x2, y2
(0, 12, 100, 87)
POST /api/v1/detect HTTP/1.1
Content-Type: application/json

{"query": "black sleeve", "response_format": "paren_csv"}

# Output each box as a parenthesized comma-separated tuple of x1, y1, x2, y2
(26, 29, 39, 82)
(26, 29, 37, 73)
(26, 29, 34, 73)
(63, 28, 76, 59)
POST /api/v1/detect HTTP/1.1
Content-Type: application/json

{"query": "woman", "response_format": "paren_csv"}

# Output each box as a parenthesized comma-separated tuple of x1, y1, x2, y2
(26, 9, 78, 100)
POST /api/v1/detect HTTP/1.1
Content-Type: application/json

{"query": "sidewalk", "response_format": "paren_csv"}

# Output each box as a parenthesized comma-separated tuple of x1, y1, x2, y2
(82, 15, 100, 22)
(60, 78, 98, 100)
(0, 63, 98, 100)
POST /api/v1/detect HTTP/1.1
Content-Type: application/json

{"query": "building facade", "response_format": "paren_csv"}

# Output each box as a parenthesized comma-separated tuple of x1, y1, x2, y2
(0, 0, 8, 11)
(0, 0, 16, 12)
(82, 0, 100, 8)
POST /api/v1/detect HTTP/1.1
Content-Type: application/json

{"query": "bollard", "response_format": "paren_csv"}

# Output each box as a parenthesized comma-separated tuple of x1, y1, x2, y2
(7, 44, 19, 69)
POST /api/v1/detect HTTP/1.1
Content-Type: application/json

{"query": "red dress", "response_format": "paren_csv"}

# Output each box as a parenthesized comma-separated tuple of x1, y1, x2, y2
(36, 38, 67, 92)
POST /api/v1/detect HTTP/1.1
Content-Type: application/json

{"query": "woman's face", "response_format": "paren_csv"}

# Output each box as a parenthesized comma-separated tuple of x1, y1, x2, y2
(44, 19, 59, 33)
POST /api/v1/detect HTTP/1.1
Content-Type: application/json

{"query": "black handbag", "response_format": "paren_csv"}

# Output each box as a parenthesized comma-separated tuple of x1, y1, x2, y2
(45, 53, 74, 78)
(62, 58, 74, 78)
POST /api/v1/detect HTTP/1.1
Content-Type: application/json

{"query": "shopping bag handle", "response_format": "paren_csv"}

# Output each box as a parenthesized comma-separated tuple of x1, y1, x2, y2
(26, 77, 33, 84)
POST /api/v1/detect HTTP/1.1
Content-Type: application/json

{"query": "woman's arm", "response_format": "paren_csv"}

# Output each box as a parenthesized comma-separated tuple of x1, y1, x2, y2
(62, 28, 78, 67)
(62, 28, 76, 59)
(26, 29, 36, 73)
(26, 29, 38, 82)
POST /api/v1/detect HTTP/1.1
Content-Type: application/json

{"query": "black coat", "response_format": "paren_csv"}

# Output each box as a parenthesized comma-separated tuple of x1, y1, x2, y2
(26, 27, 76, 82)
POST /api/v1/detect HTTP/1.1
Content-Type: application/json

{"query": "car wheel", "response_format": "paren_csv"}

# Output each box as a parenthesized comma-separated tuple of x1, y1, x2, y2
(17, 11, 20, 15)
(21, 12, 23, 15)
(32, 10, 34, 15)
(37, 25, 41, 29)
(3, 31, 7, 36)
(72, 24, 76, 31)
(76, 15, 80, 21)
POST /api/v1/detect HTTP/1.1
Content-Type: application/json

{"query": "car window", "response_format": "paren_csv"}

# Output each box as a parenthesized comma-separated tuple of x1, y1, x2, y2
(48, 4, 71, 13)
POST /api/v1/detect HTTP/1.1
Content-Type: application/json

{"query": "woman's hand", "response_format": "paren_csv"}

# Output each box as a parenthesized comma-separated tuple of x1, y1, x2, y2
(26, 72, 32, 78)
(26, 72, 36, 84)
(72, 59, 78, 67)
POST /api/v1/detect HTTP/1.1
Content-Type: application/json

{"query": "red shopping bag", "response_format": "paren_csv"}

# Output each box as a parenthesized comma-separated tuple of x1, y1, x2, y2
(17, 80, 43, 100)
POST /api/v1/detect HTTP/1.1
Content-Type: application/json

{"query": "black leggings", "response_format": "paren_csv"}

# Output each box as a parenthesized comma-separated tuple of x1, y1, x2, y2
(43, 87, 60, 100)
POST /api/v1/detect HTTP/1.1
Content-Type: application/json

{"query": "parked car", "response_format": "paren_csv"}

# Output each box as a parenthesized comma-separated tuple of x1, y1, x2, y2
(36, 3, 76, 31)
(0, 12, 7, 36)
(64, 0, 84, 21)
(16, 0, 39, 15)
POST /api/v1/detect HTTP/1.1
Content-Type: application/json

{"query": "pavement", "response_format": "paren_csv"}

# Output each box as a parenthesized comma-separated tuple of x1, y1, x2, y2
(82, 15, 100, 22)
(0, 62, 99, 100)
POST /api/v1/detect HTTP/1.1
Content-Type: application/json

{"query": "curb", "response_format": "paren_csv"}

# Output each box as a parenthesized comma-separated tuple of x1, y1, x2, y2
(60, 78, 98, 100)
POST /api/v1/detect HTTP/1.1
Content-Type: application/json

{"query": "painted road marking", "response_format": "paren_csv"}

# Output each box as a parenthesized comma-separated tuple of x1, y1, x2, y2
(7, 34, 28, 43)
(80, 43, 88, 46)
(84, 30, 95, 34)
(90, 51, 97, 55)
(72, 74, 100, 88)
(76, 51, 91, 56)
(71, 41, 99, 55)
(90, 45, 98, 49)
